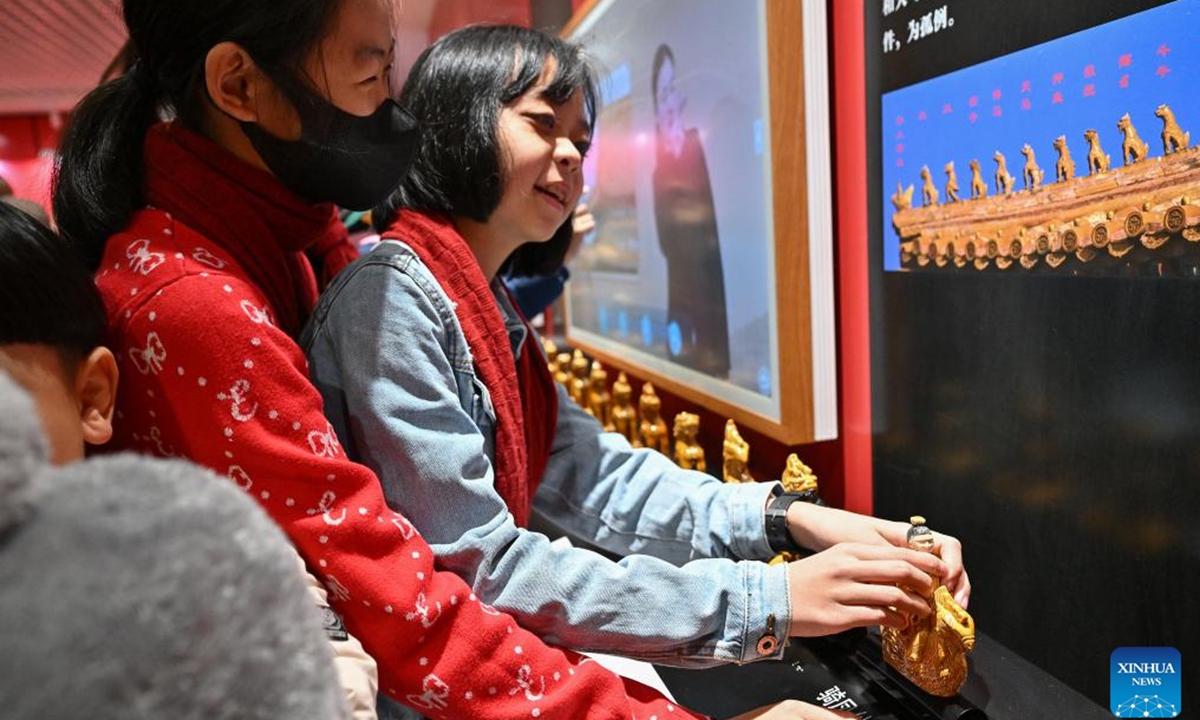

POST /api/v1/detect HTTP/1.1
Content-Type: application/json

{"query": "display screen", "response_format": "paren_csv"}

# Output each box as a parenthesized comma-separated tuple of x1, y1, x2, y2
(566, 0, 779, 412)
(879, 0, 1200, 276)
(866, 0, 1199, 709)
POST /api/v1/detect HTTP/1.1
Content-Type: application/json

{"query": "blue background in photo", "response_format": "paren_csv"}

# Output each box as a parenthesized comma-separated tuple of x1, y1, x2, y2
(881, 0, 1200, 270)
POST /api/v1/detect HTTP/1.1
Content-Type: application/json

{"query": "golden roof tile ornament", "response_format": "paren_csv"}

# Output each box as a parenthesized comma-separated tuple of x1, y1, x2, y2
(1118, 112, 1150, 165)
(672, 412, 705, 472)
(543, 338, 559, 378)
(721, 419, 752, 483)
(881, 516, 976, 698)
(610, 372, 638, 446)
(586, 361, 612, 429)
(1156, 104, 1190, 154)
(779, 453, 818, 494)
(638, 383, 669, 456)
(568, 349, 589, 405)
(553, 351, 571, 385)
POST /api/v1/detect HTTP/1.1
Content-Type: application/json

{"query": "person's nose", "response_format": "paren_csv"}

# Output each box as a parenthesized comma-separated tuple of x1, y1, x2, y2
(555, 137, 582, 174)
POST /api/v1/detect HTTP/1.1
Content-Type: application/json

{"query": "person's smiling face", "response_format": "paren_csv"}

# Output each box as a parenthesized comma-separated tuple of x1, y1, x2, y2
(487, 61, 591, 253)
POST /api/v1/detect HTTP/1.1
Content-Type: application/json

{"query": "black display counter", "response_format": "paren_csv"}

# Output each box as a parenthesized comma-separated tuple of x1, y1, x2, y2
(656, 629, 1109, 720)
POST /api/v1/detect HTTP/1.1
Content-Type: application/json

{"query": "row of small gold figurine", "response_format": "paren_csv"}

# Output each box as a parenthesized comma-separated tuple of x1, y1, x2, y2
(544, 339, 818, 496)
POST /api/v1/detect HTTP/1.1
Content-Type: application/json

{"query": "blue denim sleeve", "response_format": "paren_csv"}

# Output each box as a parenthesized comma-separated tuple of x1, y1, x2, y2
(304, 252, 791, 667)
(534, 389, 781, 566)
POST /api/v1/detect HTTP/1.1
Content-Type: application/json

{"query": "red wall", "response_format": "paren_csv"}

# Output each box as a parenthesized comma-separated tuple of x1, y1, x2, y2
(0, 114, 62, 211)
(831, 1, 873, 515)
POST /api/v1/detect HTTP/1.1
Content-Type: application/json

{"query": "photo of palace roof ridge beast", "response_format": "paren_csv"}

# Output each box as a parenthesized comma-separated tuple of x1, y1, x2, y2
(883, 0, 1200, 276)
(892, 104, 1199, 273)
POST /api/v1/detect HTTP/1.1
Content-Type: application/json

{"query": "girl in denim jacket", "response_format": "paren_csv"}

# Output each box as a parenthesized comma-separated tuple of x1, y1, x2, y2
(304, 23, 968, 709)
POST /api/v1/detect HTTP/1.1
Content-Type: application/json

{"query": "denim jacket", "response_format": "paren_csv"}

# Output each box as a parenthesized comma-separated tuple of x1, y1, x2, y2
(302, 240, 791, 667)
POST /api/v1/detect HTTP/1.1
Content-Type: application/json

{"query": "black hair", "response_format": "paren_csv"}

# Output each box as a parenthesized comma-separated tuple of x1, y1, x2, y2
(650, 44, 675, 115)
(52, 0, 347, 270)
(377, 25, 598, 232)
(0, 202, 107, 368)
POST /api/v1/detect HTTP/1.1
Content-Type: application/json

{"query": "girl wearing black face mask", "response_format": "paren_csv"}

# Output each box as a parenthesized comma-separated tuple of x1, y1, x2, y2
(50, 2, 705, 719)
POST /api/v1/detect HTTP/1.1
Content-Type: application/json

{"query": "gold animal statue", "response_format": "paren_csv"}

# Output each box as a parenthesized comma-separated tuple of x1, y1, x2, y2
(1052, 135, 1076, 182)
(672, 412, 706, 472)
(1083, 129, 1111, 175)
(766, 453, 821, 566)
(544, 338, 560, 377)
(553, 351, 572, 385)
(891, 182, 914, 211)
(638, 382, 670, 455)
(919, 165, 939, 206)
(722, 419, 753, 483)
(568, 350, 589, 405)
(610, 372, 639, 446)
(1019, 144, 1044, 191)
(780, 453, 818, 494)
(1155, 104, 1190, 154)
(992, 151, 1015, 195)
(968, 159, 987, 199)
(1117, 112, 1150, 165)
(586, 361, 612, 429)
(943, 161, 959, 203)
(881, 516, 976, 698)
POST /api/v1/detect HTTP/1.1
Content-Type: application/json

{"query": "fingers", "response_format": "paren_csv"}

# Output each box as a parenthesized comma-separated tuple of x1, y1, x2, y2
(840, 580, 932, 619)
(786, 546, 946, 637)
(951, 569, 972, 608)
(843, 542, 949, 579)
(933, 532, 970, 607)
(573, 213, 596, 234)
(844, 556, 934, 592)
(571, 201, 596, 237)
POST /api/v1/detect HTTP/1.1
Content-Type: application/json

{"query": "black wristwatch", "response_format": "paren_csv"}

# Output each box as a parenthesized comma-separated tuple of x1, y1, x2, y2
(764, 489, 824, 555)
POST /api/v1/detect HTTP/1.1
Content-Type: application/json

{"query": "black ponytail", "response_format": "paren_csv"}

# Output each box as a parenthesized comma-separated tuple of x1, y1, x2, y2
(52, 0, 346, 271)
(52, 68, 159, 270)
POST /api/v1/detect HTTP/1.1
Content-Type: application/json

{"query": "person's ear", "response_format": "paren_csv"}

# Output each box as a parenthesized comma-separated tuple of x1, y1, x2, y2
(75, 347, 118, 447)
(205, 41, 266, 123)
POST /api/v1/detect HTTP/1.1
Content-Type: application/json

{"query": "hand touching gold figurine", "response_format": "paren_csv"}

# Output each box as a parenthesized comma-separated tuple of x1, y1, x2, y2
(881, 516, 976, 697)
(638, 383, 670, 456)
(672, 412, 706, 472)
(587, 361, 613, 429)
(610, 372, 639, 446)
(722, 419, 752, 483)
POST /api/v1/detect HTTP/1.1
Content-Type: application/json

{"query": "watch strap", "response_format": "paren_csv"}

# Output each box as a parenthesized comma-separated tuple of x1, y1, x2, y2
(765, 491, 810, 555)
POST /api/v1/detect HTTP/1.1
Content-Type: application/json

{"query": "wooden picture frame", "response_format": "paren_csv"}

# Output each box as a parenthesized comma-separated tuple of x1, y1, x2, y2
(560, 0, 836, 444)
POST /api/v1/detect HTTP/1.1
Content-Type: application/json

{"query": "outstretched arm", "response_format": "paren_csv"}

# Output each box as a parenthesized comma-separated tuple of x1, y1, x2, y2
(306, 255, 791, 667)
(786, 503, 970, 606)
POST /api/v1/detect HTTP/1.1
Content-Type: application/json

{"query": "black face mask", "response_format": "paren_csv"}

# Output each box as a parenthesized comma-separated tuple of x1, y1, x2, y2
(240, 76, 419, 210)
